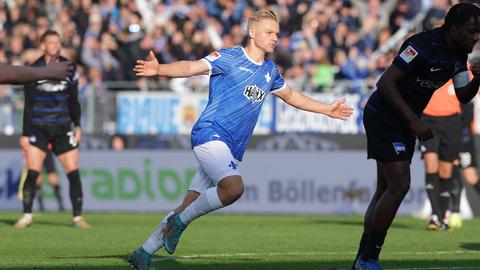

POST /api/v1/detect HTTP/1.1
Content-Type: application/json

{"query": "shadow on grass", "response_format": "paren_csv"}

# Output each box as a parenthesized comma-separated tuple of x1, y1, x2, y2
(306, 218, 415, 230)
(461, 242, 480, 251)
(2, 258, 480, 270)
(0, 218, 74, 228)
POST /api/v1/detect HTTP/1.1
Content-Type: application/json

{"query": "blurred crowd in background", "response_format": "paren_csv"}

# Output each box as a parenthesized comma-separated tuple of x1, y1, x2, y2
(0, 0, 456, 93)
(0, 0, 462, 136)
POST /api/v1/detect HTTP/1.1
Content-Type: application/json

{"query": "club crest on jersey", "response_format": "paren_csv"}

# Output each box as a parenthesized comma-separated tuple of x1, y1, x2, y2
(244, 85, 266, 104)
(392, 142, 406, 155)
(265, 73, 271, 83)
(206, 51, 221, 62)
(399, 45, 417, 63)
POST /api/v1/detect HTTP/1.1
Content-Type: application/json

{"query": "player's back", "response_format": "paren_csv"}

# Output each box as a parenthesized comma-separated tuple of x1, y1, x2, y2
(366, 27, 468, 121)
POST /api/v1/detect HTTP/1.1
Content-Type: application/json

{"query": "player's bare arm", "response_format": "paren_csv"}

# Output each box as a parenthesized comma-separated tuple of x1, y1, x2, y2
(273, 85, 353, 120)
(0, 61, 72, 84)
(455, 62, 480, 103)
(134, 50, 209, 78)
(377, 64, 433, 141)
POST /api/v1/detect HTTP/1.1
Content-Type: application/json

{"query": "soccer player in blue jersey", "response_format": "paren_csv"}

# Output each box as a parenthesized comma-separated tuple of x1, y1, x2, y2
(352, 3, 480, 270)
(128, 9, 353, 270)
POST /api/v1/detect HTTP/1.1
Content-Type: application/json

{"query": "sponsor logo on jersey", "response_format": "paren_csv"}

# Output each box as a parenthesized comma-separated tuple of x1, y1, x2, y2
(37, 80, 68, 92)
(206, 51, 221, 62)
(399, 45, 418, 63)
(392, 142, 405, 155)
(239, 67, 253, 73)
(415, 78, 447, 89)
(243, 85, 266, 104)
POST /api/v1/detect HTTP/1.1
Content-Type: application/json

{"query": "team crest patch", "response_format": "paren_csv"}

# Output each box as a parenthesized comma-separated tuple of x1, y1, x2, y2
(392, 142, 406, 155)
(206, 51, 221, 62)
(399, 45, 418, 63)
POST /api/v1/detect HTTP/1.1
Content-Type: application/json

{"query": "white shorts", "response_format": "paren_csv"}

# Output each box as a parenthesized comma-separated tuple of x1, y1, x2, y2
(189, 140, 240, 193)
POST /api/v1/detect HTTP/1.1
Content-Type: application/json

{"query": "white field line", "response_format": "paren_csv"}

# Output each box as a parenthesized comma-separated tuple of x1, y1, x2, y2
(152, 250, 480, 260)
(152, 250, 480, 269)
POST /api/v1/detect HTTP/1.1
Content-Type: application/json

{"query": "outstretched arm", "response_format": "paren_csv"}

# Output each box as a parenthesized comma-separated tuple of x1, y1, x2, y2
(0, 62, 72, 84)
(273, 86, 353, 120)
(134, 50, 210, 78)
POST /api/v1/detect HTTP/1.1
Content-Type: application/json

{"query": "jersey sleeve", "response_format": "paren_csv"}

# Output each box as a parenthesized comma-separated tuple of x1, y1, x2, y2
(453, 56, 469, 88)
(22, 82, 35, 136)
(68, 70, 81, 127)
(201, 48, 235, 76)
(270, 64, 286, 93)
(392, 39, 427, 75)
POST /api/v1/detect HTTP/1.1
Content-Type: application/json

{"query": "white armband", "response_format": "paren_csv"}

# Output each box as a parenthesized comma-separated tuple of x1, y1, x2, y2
(453, 71, 470, 88)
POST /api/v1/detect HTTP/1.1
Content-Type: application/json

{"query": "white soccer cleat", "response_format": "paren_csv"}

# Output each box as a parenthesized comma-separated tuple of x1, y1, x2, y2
(14, 213, 32, 229)
(73, 216, 91, 229)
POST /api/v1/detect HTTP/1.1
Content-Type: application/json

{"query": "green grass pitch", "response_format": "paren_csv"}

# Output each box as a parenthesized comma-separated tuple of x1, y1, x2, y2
(0, 212, 479, 270)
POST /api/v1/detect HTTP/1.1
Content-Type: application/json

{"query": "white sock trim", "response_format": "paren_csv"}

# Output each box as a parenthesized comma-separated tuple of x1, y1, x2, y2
(206, 187, 223, 208)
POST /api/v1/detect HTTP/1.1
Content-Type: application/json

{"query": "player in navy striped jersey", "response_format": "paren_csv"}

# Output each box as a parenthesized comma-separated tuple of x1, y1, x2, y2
(353, 3, 480, 270)
(14, 30, 89, 229)
(128, 9, 353, 270)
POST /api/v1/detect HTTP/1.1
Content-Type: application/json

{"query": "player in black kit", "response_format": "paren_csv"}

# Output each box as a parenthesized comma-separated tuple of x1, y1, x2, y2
(352, 3, 480, 269)
(14, 30, 90, 229)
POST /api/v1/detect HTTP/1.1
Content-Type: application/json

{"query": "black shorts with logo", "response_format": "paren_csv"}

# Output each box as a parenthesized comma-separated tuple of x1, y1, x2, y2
(28, 125, 78, 156)
(363, 107, 416, 163)
(420, 114, 462, 162)
(459, 126, 477, 169)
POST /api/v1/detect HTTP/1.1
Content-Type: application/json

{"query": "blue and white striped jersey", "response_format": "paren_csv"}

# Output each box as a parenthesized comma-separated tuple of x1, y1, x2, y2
(191, 47, 286, 161)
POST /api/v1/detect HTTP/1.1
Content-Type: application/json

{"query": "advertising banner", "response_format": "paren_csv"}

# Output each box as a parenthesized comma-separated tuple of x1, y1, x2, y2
(117, 92, 273, 135)
(0, 150, 428, 215)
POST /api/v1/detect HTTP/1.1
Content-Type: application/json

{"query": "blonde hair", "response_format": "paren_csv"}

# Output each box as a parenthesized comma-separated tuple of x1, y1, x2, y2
(247, 9, 280, 30)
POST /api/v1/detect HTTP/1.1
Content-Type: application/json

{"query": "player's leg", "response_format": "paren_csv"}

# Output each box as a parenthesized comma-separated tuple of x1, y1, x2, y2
(437, 160, 454, 226)
(128, 170, 208, 270)
(44, 150, 64, 211)
(460, 139, 480, 195)
(422, 152, 444, 229)
(35, 171, 45, 212)
(163, 141, 243, 254)
(15, 143, 47, 228)
(57, 148, 90, 228)
(352, 164, 388, 269)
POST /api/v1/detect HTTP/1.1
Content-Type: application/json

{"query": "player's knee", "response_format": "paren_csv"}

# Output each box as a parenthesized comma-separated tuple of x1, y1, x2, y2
(390, 182, 410, 199)
(229, 184, 244, 201)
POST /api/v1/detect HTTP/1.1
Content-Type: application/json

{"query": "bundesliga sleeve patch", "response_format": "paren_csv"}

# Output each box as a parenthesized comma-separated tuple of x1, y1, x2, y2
(399, 45, 418, 63)
(206, 51, 222, 62)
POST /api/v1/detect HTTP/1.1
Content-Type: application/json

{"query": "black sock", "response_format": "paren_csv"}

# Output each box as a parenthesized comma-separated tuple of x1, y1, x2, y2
(353, 232, 368, 266)
(35, 185, 44, 212)
(362, 228, 386, 261)
(67, 170, 83, 217)
(473, 181, 480, 195)
(22, 170, 39, 213)
(438, 178, 451, 221)
(449, 167, 463, 213)
(425, 173, 441, 217)
(52, 185, 64, 211)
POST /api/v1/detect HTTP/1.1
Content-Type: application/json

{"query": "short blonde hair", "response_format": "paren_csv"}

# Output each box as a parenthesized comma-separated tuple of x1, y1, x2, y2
(247, 9, 280, 30)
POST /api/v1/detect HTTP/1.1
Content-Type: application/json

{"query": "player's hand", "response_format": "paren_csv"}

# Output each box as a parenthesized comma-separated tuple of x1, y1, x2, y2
(325, 98, 354, 120)
(74, 126, 82, 143)
(409, 118, 433, 141)
(44, 49, 73, 80)
(134, 50, 159, 77)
